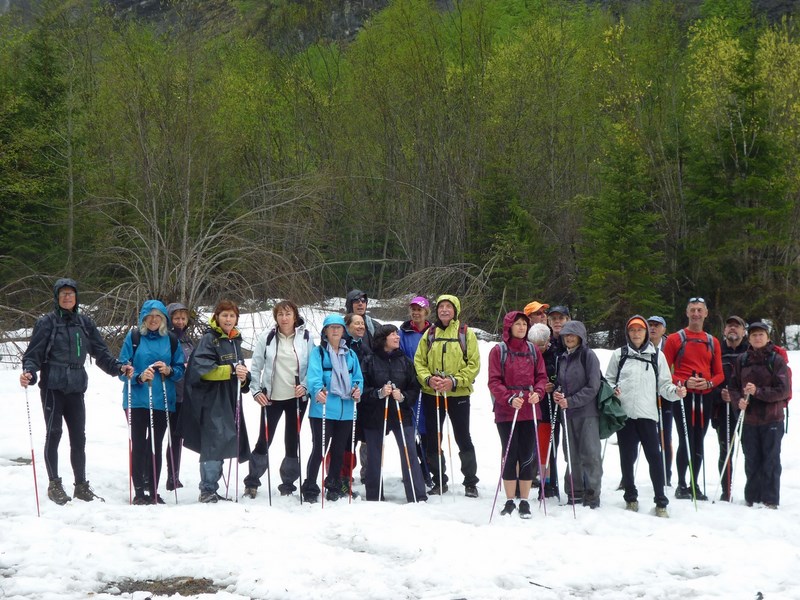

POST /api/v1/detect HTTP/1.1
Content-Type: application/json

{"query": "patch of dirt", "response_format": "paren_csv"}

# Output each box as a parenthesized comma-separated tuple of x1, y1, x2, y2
(103, 577, 221, 596)
(11, 457, 32, 465)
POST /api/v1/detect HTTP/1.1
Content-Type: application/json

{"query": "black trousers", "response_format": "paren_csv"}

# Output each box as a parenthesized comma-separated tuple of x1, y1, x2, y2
(245, 400, 308, 491)
(41, 388, 86, 483)
(496, 420, 536, 481)
(618, 417, 668, 508)
(302, 417, 351, 496)
(742, 421, 783, 506)
(130, 407, 168, 495)
(672, 394, 712, 490)
(422, 393, 478, 486)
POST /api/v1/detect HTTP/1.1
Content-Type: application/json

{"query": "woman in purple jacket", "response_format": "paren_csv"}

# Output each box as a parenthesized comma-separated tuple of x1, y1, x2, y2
(488, 311, 548, 518)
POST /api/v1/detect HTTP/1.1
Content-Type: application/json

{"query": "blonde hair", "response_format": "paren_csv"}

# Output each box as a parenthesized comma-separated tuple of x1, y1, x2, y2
(140, 309, 168, 336)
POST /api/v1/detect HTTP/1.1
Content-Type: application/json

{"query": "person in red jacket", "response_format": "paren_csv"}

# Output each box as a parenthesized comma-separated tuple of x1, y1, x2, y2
(662, 298, 724, 501)
(488, 311, 547, 518)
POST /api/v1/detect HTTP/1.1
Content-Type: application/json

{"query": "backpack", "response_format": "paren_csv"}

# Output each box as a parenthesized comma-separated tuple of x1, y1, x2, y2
(674, 329, 715, 369)
(497, 340, 538, 390)
(426, 322, 470, 362)
(615, 346, 660, 388)
(578, 348, 626, 439)
(264, 327, 310, 359)
(130, 328, 179, 360)
(43, 312, 94, 364)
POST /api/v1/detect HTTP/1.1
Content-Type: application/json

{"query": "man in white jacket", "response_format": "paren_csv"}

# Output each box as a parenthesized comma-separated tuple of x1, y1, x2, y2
(605, 315, 686, 518)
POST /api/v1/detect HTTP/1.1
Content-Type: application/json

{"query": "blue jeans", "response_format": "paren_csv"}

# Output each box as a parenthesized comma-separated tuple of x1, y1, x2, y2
(199, 460, 223, 493)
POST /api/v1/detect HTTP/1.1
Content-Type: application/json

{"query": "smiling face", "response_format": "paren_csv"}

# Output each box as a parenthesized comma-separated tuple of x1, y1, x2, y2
(437, 301, 455, 326)
(58, 287, 77, 311)
(144, 312, 163, 332)
(384, 330, 401, 352)
(348, 314, 366, 339)
(686, 302, 708, 330)
(563, 333, 580, 350)
(409, 304, 429, 327)
(351, 297, 367, 316)
(171, 310, 189, 330)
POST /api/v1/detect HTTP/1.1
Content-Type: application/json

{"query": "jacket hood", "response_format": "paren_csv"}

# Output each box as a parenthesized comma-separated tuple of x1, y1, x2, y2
(53, 277, 79, 313)
(345, 289, 367, 313)
(166, 302, 188, 321)
(560, 320, 587, 344)
(435, 294, 461, 320)
(502, 311, 530, 345)
(625, 314, 651, 352)
(138, 300, 169, 326)
(321, 314, 350, 345)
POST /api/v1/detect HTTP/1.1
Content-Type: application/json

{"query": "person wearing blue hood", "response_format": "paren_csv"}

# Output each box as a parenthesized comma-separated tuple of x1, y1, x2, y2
(553, 320, 603, 508)
(300, 314, 364, 503)
(118, 300, 186, 504)
(21, 278, 133, 505)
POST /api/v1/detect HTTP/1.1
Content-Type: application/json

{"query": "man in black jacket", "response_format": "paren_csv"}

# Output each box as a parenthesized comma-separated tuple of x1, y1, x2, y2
(20, 278, 133, 505)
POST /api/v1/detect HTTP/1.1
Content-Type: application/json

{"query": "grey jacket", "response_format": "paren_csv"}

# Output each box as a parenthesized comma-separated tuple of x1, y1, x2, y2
(556, 320, 601, 420)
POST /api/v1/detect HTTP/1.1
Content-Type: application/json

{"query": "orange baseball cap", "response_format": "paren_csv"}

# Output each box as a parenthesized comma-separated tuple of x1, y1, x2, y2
(524, 301, 550, 316)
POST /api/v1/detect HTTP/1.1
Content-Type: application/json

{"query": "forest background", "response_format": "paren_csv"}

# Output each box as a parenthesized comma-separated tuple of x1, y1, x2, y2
(2, 0, 800, 349)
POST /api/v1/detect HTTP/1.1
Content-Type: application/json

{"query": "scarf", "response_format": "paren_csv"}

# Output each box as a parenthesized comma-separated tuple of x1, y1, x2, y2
(327, 339, 352, 398)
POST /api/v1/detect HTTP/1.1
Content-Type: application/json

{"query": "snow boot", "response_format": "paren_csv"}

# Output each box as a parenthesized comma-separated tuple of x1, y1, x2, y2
(518, 500, 532, 519)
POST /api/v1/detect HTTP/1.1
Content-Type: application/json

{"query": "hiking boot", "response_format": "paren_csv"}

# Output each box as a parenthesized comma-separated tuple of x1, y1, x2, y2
(464, 485, 479, 498)
(500, 499, 516, 516)
(198, 491, 219, 503)
(764, 503, 778, 510)
(584, 492, 600, 509)
(325, 487, 341, 502)
(428, 483, 448, 495)
(74, 481, 105, 502)
(133, 494, 150, 505)
(695, 490, 708, 501)
(340, 480, 360, 500)
(720, 491, 731, 502)
(625, 501, 639, 512)
(674, 485, 692, 500)
(243, 487, 257, 499)
(518, 500, 532, 519)
(303, 493, 319, 504)
(655, 507, 669, 518)
(47, 479, 71, 505)
(153, 494, 166, 505)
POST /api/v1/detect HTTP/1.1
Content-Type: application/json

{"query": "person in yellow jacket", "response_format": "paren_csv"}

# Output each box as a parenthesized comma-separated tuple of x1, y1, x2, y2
(414, 294, 480, 497)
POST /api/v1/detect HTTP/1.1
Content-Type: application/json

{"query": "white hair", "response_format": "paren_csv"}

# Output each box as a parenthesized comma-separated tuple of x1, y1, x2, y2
(528, 323, 551, 345)
(140, 309, 168, 336)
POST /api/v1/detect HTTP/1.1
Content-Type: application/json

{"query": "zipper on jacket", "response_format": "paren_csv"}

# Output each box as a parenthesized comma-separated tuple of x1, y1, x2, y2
(76, 331, 81, 358)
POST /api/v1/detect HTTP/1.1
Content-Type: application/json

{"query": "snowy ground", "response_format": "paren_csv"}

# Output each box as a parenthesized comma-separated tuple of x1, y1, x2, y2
(1, 306, 799, 600)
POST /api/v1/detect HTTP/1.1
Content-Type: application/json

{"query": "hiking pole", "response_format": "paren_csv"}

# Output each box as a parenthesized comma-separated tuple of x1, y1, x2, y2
(296, 375, 303, 505)
(490, 402, 520, 524)
(320, 386, 327, 509)
(657, 395, 667, 484)
(713, 404, 746, 503)
(698, 380, 707, 497)
(730, 396, 748, 503)
(161, 377, 178, 505)
(435, 389, 444, 502)
(544, 399, 558, 502)
(726, 401, 731, 500)
(234, 359, 245, 503)
(349, 387, 358, 504)
(677, 383, 698, 511)
(126, 376, 133, 506)
(264, 405, 272, 507)
(561, 404, 577, 520)
(396, 397, 418, 503)
(147, 379, 159, 505)
(442, 387, 455, 503)
(529, 386, 546, 515)
(23, 386, 41, 517)
(378, 384, 391, 502)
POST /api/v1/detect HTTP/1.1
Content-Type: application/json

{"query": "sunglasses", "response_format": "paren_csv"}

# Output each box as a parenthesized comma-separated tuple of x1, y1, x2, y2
(688, 297, 706, 304)
(353, 298, 367, 304)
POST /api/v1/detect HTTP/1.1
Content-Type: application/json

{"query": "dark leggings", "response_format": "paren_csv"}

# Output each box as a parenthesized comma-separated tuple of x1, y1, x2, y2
(496, 420, 536, 481)
(253, 400, 308, 459)
(673, 394, 713, 490)
(129, 407, 168, 495)
(41, 388, 86, 483)
(303, 417, 351, 494)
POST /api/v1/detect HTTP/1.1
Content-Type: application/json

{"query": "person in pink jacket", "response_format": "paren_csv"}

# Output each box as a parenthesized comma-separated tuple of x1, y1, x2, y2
(488, 311, 548, 518)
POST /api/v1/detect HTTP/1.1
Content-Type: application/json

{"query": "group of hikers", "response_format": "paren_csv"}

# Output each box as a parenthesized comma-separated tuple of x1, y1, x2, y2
(19, 279, 791, 518)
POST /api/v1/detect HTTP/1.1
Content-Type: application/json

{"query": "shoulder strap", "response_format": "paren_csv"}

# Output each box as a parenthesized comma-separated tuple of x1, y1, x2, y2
(615, 346, 629, 386)
(498, 342, 508, 376)
(458, 323, 468, 362)
(130, 329, 178, 359)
